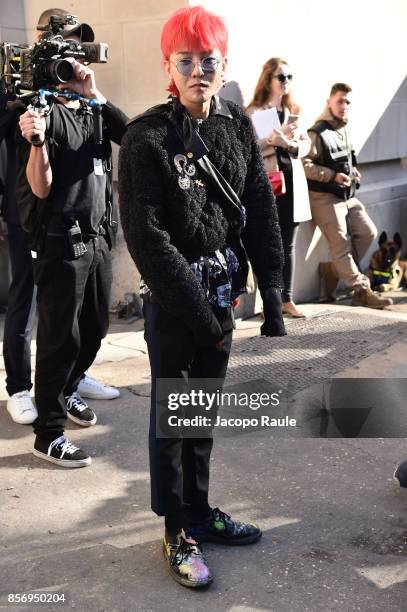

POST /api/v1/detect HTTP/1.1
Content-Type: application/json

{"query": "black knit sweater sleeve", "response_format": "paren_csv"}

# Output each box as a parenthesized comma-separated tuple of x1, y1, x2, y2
(239, 113, 284, 290)
(118, 121, 223, 344)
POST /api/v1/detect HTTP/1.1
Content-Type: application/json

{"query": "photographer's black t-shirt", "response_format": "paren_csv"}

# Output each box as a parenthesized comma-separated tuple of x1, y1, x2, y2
(45, 102, 107, 234)
(49, 101, 106, 234)
(16, 100, 127, 237)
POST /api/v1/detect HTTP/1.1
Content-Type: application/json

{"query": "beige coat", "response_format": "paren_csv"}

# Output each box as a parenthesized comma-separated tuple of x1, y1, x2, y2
(246, 104, 312, 223)
(302, 106, 348, 207)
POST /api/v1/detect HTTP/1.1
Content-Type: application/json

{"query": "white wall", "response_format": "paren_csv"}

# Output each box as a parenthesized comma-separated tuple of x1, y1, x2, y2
(196, 0, 407, 304)
(3, 0, 407, 306)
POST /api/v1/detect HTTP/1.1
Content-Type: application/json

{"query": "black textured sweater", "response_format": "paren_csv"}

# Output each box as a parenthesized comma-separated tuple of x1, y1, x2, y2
(118, 97, 283, 341)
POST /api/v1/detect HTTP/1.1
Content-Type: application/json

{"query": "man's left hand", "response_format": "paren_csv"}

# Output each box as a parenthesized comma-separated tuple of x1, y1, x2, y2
(60, 58, 106, 103)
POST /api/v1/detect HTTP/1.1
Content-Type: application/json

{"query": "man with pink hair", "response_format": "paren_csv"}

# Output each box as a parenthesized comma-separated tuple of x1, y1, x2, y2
(120, 5, 284, 588)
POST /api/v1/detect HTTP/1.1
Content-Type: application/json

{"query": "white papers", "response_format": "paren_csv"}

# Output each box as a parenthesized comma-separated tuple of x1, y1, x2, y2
(251, 107, 281, 139)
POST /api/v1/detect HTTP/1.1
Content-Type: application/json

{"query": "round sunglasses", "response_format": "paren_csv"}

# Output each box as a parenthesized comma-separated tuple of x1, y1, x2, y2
(173, 56, 221, 77)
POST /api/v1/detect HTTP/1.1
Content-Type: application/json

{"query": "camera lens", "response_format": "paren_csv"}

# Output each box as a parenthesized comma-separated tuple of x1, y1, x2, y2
(52, 59, 73, 83)
(36, 59, 73, 86)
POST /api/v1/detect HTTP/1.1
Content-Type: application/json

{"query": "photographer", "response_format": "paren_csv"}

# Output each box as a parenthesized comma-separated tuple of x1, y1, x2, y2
(2, 9, 122, 429)
(16, 10, 128, 467)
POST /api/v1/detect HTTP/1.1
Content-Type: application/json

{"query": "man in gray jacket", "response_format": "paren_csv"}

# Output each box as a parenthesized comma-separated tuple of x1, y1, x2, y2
(303, 82, 392, 309)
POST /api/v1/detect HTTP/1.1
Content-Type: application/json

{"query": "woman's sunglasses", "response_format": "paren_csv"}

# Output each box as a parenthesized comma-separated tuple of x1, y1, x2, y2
(273, 74, 293, 83)
(173, 56, 221, 77)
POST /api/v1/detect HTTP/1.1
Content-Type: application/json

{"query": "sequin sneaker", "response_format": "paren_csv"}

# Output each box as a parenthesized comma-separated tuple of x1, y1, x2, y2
(187, 507, 262, 545)
(163, 530, 213, 588)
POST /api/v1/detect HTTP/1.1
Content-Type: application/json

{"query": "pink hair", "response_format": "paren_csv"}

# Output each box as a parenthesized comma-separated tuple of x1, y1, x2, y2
(161, 5, 228, 96)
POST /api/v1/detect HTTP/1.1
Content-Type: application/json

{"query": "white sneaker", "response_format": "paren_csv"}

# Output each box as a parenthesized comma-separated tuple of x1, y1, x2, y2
(77, 374, 120, 400)
(7, 390, 38, 425)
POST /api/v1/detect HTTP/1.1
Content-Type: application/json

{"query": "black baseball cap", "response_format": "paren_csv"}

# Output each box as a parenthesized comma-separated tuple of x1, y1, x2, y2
(36, 8, 95, 42)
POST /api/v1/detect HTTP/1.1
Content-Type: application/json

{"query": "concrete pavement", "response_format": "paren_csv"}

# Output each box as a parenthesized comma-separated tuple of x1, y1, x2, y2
(1, 295, 407, 611)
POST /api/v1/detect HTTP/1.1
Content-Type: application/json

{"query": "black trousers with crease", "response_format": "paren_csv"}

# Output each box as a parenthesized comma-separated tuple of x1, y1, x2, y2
(33, 235, 112, 440)
(143, 301, 233, 530)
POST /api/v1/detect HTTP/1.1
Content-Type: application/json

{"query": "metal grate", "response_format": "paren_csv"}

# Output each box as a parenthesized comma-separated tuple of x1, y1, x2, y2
(226, 311, 407, 394)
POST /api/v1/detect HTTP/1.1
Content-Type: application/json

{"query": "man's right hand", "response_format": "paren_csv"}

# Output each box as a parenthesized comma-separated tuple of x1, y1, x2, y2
(334, 172, 351, 186)
(19, 109, 46, 145)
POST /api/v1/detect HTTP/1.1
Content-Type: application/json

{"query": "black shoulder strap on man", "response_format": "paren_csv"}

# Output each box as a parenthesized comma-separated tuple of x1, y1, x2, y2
(169, 99, 249, 282)
(126, 97, 250, 283)
(170, 98, 245, 231)
(127, 97, 245, 231)
(195, 153, 244, 230)
(94, 135, 116, 249)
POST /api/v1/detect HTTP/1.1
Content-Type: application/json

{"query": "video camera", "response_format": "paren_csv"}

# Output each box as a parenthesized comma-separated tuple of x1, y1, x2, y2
(0, 14, 108, 101)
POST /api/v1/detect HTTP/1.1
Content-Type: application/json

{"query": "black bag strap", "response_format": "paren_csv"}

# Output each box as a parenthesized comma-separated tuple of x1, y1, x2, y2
(196, 154, 244, 230)
(167, 107, 245, 230)
(129, 98, 246, 230)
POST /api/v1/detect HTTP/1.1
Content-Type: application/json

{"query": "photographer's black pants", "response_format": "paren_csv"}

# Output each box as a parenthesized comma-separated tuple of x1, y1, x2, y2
(3, 223, 36, 396)
(143, 301, 233, 531)
(33, 235, 112, 440)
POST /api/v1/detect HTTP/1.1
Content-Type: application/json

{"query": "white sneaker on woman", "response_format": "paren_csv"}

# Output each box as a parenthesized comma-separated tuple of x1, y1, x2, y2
(7, 390, 38, 425)
(77, 374, 120, 400)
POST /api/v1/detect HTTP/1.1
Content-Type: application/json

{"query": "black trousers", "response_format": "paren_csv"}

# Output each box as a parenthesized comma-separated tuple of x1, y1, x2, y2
(33, 235, 112, 440)
(3, 223, 36, 396)
(143, 301, 233, 529)
(276, 192, 299, 302)
(280, 221, 299, 302)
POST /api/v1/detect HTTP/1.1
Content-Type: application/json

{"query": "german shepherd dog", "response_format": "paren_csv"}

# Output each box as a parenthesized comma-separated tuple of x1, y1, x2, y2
(369, 232, 407, 292)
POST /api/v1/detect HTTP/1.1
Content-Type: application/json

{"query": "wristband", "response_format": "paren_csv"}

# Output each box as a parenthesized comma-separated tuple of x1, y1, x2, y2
(32, 140, 45, 148)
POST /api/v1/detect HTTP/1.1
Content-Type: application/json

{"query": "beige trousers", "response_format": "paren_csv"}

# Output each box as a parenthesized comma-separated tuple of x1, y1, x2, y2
(310, 192, 377, 289)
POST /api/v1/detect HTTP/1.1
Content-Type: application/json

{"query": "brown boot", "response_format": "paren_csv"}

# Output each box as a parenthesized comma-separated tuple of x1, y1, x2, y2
(351, 287, 393, 309)
(319, 262, 338, 302)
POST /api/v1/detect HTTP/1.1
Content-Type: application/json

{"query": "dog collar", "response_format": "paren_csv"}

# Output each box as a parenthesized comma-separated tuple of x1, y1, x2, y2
(371, 269, 392, 278)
